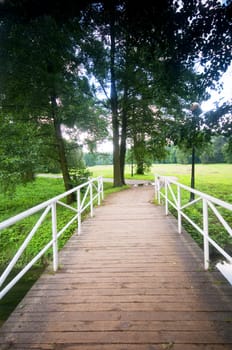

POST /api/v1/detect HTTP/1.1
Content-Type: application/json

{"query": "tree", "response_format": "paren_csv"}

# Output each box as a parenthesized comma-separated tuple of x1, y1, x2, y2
(223, 140, 232, 163)
(189, 103, 203, 200)
(0, 115, 40, 192)
(200, 136, 227, 163)
(0, 15, 107, 200)
(119, 0, 232, 183)
(0, 0, 231, 189)
(171, 102, 212, 200)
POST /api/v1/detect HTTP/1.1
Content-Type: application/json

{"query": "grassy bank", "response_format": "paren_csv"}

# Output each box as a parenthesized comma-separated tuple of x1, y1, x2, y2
(0, 177, 128, 325)
(89, 163, 232, 203)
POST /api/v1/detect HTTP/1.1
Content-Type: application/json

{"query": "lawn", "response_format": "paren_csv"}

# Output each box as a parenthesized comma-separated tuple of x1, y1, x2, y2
(89, 163, 232, 203)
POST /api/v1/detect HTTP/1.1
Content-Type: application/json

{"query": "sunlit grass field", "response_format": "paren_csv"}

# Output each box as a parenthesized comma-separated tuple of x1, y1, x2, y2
(89, 163, 232, 203)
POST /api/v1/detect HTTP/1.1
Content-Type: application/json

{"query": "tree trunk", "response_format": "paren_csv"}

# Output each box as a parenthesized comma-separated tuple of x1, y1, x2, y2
(119, 41, 131, 186)
(112, 114, 121, 187)
(120, 120, 127, 185)
(136, 161, 144, 175)
(190, 145, 195, 201)
(22, 169, 35, 182)
(51, 95, 75, 203)
(133, 135, 145, 175)
(109, 2, 123, 187)
(131, 151, 134, 177)
(120, 90, 129, 185)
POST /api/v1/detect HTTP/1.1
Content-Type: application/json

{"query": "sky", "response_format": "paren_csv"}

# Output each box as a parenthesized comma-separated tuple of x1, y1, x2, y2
(201, 63, 232, 112)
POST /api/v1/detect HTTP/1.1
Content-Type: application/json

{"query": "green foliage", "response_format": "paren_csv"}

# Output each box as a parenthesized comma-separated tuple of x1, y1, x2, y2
(0, 206, 77, 269)
(223, 139, 232, 163)
(200, 136, 227, 163)
(0, 15, 108, 192)
(159, 136, 230, 165)
(69, 168, 93, 189)
(0, 116, 39, 192)
(175, 148, 191, 164)
(0, 1, 231, 189)
(0, 176, 126, 270)
(0, 177, 129, 324)
(84, 152, 113, 166)
(0, 178, 65, 221)
(0, 178, 63, 268)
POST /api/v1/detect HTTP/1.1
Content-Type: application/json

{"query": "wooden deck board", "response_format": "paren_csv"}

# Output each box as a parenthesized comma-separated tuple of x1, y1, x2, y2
(0, 185, 232, 350)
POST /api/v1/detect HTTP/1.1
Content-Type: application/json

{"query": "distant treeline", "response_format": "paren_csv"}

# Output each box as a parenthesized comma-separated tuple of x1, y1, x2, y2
(84, 152, 113, 166)
(162, 136, 232, 164)
(84, 136, 232, 167)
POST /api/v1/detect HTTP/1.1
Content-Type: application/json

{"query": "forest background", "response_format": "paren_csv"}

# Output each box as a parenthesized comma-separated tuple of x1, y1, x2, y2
(0, 0, 232, 195)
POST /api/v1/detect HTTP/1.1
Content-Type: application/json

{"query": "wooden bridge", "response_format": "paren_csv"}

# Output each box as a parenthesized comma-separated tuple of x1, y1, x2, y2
(0, 184, 232, 349)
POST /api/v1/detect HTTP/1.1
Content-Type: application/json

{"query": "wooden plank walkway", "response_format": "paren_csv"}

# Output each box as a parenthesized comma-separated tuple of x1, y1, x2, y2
(0, 185, 232, 350)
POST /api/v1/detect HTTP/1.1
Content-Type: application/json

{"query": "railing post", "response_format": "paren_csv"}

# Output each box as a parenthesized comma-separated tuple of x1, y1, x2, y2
(77, 188, 81, 235)
(51, 202, 58, 272)
(165, 178, 168, 215)
(157, 178, 161, 205)
(90, 181, 94, 217)
(154, 175, 157, 200)
(155, 176, 161, 204)
(101, 177, 104, 200)
(97, 178, 101, 205)
(177, 184, 182, 234)
(203, 198, 210, 270)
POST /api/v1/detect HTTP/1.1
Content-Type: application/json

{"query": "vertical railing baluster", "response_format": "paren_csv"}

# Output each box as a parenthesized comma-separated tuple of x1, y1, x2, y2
(165, 178, 168, 215)
(101, 177, 104, 200)
(154, 175, 158, 201)
(203, 198, 210, 270)
(77, 188, 81, 235)
(157, 178, 161, 205)
(51, 202, 58, 272)
(90, 181, 93, 217)
(98, 178, 101, 205)
(155, 176, 161, 204)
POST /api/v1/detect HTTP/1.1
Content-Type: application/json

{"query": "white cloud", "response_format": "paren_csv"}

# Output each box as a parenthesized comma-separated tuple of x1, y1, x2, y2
(201, 63, 232, 112)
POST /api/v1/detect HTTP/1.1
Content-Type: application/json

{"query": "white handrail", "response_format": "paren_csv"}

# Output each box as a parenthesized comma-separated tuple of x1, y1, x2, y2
(154, 174, 232, 274)
(0, 176, 104, 300)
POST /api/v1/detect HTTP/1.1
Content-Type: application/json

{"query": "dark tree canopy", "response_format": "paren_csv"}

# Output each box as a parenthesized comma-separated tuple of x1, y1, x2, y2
(0, 0, 231, 188)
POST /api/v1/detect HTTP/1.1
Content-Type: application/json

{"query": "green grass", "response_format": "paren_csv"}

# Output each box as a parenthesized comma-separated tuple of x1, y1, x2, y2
(152, 164, 232, 204)
(0, 178, 128, 325)
(88, 165, 114, 178)
(0, 179, 127, 271)
(0, 178, 66, 222)
(89, 163, 232, 203)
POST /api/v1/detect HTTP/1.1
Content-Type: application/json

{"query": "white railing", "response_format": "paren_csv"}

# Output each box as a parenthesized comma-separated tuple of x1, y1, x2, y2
(154, 174, 232, 276)
(0, 177, 104, 300)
